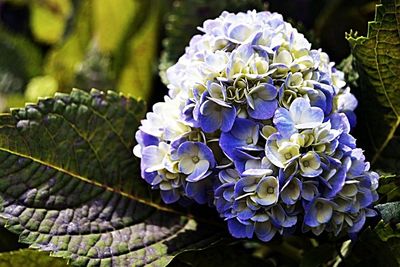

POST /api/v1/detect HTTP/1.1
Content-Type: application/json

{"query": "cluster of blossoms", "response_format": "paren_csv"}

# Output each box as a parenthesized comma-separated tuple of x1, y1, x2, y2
(134, 11, 379, 241)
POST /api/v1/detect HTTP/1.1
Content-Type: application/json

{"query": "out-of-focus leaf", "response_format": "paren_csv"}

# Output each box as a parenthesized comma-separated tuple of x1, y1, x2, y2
(74, 47, 115, 91)
(116, 0, 162, 100)
(159, 0, 265, 84)
(91, 0, 138, 54)
(44, 1, 91, 91)
(0, 89, 223, 266)
(340, 226, 399, 267)
(24, 75, 58, 102)
(338, 55, 359, 89)
(375, 201, 400, 224)
(29, 0, 72, 44)
(372, 221, 400, 265)
(0, 249, 68, 267)
(0, 28, 42, 94)
(346, 0, 400, 171)
(374, 220, 400, 241)
(377, 172, 400, 202)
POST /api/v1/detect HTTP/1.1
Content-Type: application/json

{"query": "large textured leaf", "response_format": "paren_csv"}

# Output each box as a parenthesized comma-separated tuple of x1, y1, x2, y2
(0, 89, 222, 266)
(346, 0, 400, 171)
(0, 249, 68, 267)
(376, 201, 400, 223)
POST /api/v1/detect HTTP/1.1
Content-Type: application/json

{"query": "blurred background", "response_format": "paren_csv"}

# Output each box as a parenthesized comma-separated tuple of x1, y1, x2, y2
(0, 0, 377, 111)
(0, 0, 378, 262)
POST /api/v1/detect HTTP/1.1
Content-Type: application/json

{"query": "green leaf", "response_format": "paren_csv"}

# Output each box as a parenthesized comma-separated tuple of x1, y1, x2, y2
(159, 0, 264, 83)
(73, 47, 115, 91)
(346, 0, 400, 171)
(0, 89, 222, 266)
(0, 28, 42, 94)
(374, 220, 400, 241)
(29, 0, 72, 44)
(25, 76, 58, 103)
(377, 172, 400, 202)
(0, 249, 68, 267)
(372, 221, 400, 265)
(91, 0, 138, 54)
(44, 1, 91, 91)
(116, 0, 163, 100)
(375, 201, 400, 223)
(337, 55, 359, 89)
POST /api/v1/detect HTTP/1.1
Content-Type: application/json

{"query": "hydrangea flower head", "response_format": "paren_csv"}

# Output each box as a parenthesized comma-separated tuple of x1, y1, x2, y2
(134, 10, 379, 241)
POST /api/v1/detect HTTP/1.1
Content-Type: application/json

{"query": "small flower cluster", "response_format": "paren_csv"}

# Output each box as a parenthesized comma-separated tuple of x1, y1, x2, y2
(134, 11, 379, 241)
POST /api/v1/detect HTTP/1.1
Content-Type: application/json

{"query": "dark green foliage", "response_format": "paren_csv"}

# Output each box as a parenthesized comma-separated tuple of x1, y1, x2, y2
(378, 172, 400, 202)
(341, 222, 400, 267)
(0, 28, 42, 94)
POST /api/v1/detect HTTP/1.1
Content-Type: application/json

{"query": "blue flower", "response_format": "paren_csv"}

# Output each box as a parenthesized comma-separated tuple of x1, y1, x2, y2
(198, 86, 236, 133)
(281, 177, 302, 205)
(135, 10, 380, 242)
(177, 141, 216, 182)
(219, 118, 263, 162)
(299, 151, 322, 177)
(265, 133, 301, 168)
(304, 198, 336, 227)
(246, 80, 278, 120)
(273, 98, 324, 137)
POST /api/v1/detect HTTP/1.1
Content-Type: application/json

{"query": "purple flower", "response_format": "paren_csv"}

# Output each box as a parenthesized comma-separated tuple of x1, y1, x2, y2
(273, 98, 324, 137)
(177, 141, 216, 182)
(247, 80, 278, 120)
(198, 90, 236, 133)
(134, 10, 379, 242)
(304, 198, 336, 227)
(220, 118, 263, 162)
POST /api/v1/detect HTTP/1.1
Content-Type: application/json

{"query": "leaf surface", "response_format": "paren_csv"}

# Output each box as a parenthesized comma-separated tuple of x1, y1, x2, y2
(346, 0, 400, 171)
(375, 201, 400, 223)
(0, 89, 221, 266)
